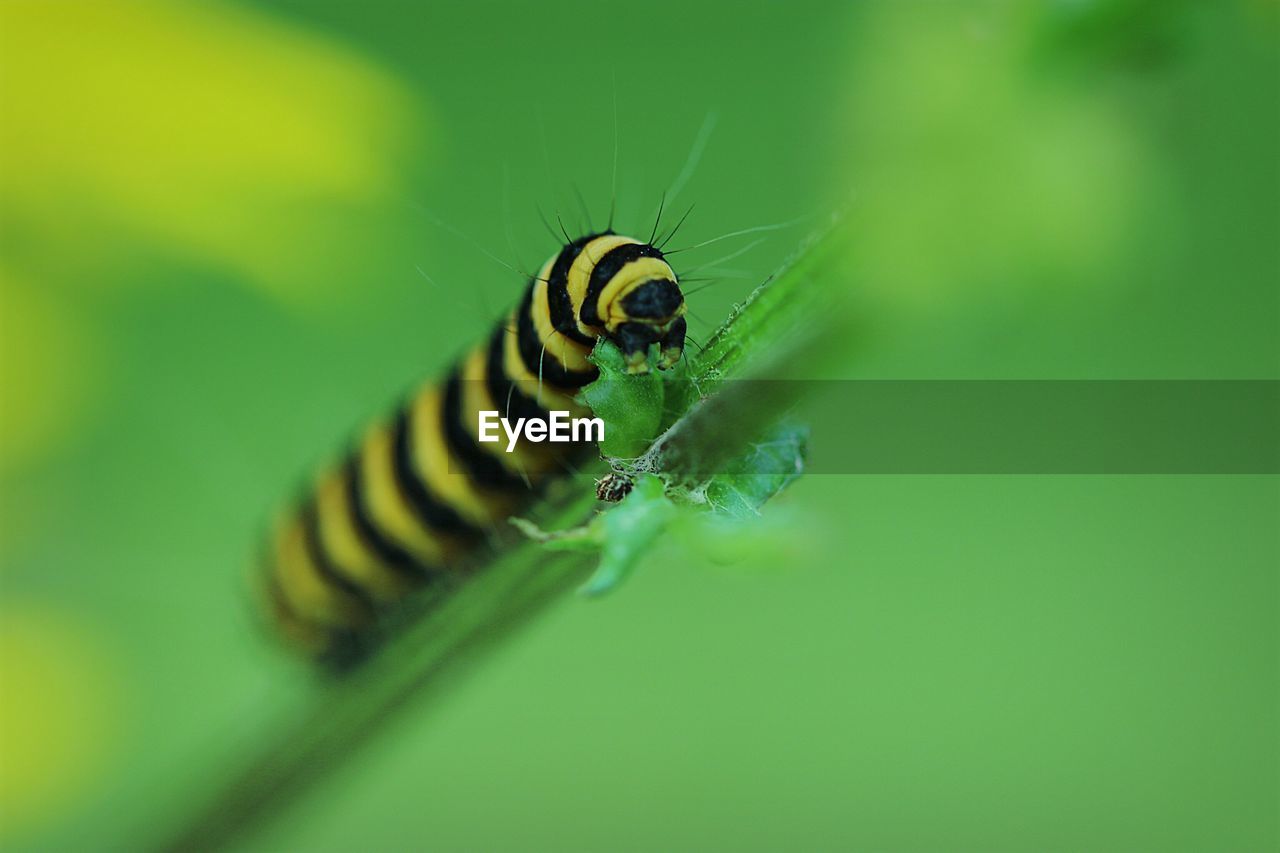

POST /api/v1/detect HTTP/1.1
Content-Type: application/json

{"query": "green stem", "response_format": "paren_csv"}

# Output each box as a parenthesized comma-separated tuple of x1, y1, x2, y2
(155, 221, 849, 852)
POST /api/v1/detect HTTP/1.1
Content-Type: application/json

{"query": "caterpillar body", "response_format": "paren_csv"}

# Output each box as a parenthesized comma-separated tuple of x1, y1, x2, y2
(262, 232, 687, 659)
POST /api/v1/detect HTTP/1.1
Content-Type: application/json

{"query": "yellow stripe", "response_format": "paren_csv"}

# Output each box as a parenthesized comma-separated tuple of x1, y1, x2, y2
(358, 421, 461, 566)
(315, 467, 414, 603)
(500, 312, 590, 416)
(253, 556, 332, 655)
(567, 234, 637, 335)
(271, 513, 369, 629)
(532, 276, 594, 373)
(407, 384, 512, 527)
(267, 585, 332, 654)
(459, 345, 549, 483)
(599, 258, 679, 328)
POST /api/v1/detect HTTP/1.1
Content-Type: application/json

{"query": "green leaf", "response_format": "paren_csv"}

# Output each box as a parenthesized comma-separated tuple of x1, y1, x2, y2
(656, 351, 704, 432)
(697, 421, 809, 520)
(580, 340, 664, 458)
(508, 515, 604, 551)
(579, 474, 677, 597)
(511, 474, 678, 597)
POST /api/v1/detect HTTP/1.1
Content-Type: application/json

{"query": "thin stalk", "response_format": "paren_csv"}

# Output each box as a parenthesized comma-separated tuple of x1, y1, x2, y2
(156, 220, 850, 852)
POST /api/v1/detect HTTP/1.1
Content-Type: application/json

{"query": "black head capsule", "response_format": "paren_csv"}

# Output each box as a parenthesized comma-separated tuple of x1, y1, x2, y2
(619, 278, 687, 372)
(579, 237, 686, 374)
(619, 278, 684, 320)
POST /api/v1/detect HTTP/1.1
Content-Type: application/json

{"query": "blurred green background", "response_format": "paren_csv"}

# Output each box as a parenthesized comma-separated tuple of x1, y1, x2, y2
(1, 0, 1276, 849)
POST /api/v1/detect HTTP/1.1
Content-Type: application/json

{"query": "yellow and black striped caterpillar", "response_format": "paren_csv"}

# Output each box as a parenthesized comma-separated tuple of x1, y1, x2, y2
(262, 232, 686, 659)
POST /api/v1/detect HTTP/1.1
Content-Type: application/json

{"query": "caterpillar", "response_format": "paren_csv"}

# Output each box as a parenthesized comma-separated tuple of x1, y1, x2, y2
(261, 231, 687, 660)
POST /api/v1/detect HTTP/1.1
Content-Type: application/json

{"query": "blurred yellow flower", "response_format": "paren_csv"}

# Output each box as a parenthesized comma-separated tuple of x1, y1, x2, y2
(0, 607, 120, 842)
(0, 270, 98, 475)
(0, 0, 426, 471)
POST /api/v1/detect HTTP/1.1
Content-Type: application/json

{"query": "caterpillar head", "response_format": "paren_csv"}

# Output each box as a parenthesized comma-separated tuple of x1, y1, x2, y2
(598, 248, 687, 375)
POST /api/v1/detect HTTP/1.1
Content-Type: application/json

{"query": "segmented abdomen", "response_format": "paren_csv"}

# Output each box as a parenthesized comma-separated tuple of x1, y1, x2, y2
(262, 232, 679, 659)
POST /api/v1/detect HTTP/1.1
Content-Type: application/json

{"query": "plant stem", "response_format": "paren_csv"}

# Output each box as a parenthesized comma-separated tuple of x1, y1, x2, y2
(156, 221, 849, 852)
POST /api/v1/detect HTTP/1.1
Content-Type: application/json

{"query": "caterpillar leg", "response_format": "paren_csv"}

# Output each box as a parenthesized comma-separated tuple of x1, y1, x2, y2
(616, 322, 657, 374)
(658, 316, 686, 370)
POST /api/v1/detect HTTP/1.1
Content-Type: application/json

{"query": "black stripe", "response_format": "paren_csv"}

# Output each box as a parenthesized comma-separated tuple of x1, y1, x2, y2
(390, 404, 483, 539)
(265, 560, 365, 667)
(482, 323, 601, 473)
(546, 234, 602, 345)
(581, 242, 665, 327)
(515, 284, 598, 389)
(343, 455, 437, 582)
(300, 499, 378, 617)
(441, 368, 527, 491)
(484, 323, 553, 425)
